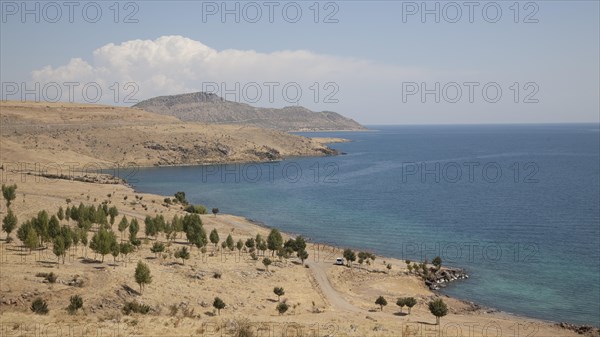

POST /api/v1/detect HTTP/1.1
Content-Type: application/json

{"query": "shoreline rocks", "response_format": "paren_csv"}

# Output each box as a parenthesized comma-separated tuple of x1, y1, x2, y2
(425, 267, 469, 290)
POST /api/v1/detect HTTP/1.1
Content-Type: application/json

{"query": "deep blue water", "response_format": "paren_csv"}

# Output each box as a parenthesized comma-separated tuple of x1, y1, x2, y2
(129, 124, 600, 326)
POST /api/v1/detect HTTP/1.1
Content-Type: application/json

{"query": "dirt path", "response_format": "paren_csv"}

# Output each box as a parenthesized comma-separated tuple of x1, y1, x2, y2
(306, 260, 362, 313)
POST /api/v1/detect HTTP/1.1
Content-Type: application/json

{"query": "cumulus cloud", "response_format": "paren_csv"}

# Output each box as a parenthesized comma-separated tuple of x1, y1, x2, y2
(30, 35, 427, 109)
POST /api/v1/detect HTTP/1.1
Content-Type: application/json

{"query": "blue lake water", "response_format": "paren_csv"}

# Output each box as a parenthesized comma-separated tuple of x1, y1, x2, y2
(129, 124, 600, 326)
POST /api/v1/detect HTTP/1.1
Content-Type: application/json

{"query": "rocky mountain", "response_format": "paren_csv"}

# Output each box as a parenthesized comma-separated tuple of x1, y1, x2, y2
(132, 92, 366, 132)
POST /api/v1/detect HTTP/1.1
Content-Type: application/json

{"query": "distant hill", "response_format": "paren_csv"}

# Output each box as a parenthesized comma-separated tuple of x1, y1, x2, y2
(133, 92, 366, 132)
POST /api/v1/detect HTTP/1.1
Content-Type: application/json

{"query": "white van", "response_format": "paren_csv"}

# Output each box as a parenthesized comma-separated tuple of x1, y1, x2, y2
(335, 257, 344, 265)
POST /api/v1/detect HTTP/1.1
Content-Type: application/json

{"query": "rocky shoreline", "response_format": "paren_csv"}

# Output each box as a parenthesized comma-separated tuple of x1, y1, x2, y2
(425, 267, 469, 290)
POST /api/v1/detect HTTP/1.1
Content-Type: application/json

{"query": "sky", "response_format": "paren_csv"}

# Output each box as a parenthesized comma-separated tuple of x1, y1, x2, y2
(1, 0, 599, 125)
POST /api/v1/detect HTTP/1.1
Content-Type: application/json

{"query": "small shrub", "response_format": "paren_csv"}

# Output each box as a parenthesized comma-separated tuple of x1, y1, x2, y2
(250, 252, 258, 260)
(31, 298, 49, 315)
(68, 295, 83, 314)
(213, 272, 222, 279)
(36, 272, 57, 283)
(233, 319, 255, 337)
(169, 304, 178, 316)
(276, 302, 289, 315)
(122, 301, 151, 315)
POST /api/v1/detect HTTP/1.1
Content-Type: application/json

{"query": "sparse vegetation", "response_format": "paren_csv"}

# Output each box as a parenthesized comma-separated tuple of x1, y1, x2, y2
(67, 295, 83, 314)
(31, 298, 49, 315)
(122, 301, 151, 315)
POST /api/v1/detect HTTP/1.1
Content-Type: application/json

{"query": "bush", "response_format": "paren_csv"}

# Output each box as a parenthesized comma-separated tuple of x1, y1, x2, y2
(276, 302, 289, 315)
(68, 295, 83, 314)
(213, 272, 222, 279)
(122, 301, 151, 315)
(31, 298, 49, 315)
(36, 272, 57, 283)
(184, 204, 207, 214)
(233, 319, 255, 337)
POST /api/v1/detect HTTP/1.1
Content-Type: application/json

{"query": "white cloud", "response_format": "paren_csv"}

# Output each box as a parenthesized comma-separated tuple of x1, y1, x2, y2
(30, 35, 426, 109)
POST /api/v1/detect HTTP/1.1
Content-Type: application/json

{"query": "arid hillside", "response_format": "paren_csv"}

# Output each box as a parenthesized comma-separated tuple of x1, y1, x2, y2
(0, 101, 339, 168)
(133, 92, 367, 132)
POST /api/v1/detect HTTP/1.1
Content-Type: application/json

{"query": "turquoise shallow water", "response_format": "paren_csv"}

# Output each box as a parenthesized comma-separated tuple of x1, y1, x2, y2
(128, 124, 600, 326)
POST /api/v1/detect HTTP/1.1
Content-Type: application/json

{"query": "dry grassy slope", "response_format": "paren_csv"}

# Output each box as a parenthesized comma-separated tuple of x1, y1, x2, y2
(0, 174, 584, 337)
(0, 101, 338, 168)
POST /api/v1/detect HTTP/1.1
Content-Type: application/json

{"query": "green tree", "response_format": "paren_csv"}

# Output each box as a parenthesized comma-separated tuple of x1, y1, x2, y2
(212, 208, 219, 217)
(273, 287, 285, 301)
(405, 297, 417, 314)
(213, 297, 225, 315)
(428, 299, 448, 325)
(1, 184, 17, 209)
(184, 214, 207, 249)
(267, 229, 283, 256)
(150, 242, 165, 258)
(171, 215, 183, 238)
(245, 237, 255, 249)
(297, 249, 309, 265)
(57, 206, 64, 221)
(79, 228, 88, 257)
(35, 210, 50, 245)
(108, 206, 119, 227)
(174, 191, 187, 204)
(48, 215, 60, 239)
(276, 302, 289, 315)
(25, 225, 39, 253)
(134, 261, 152, 293)
(53, 236, 65, 265)
(111, 240, 120, 264)
(262, 257, 272, 271)
(257, 240, 267, 256)
(144, 216, 157, 238)
(209, 228, 219, 248)
(236, 239, 244, 255)
(174, 246, 190, 264)
(343, 249, 356, 267)
(129, 218, 140, 246)
(2, 208, 17, 241)
(375, 296, 387, 311)
(396, 298, 407, 313)
(90, 228, 117, 262)
(225, 234, 234, 251)
(118, 216, 129, 240)
(65, 207, 71, 223)
(120, 242, 134, 265)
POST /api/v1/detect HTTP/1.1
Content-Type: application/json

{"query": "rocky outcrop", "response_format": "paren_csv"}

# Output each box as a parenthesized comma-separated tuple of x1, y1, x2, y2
(425, 268, 469, 290)
(557, 323, 600, 336)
